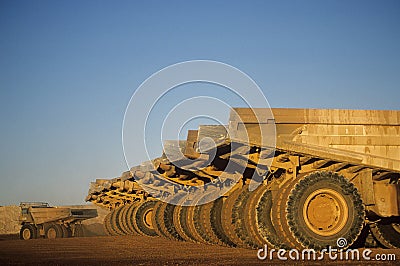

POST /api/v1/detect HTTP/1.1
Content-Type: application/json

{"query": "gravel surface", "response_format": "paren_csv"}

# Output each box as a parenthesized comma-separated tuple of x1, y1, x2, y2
(0, 235, 398, 265)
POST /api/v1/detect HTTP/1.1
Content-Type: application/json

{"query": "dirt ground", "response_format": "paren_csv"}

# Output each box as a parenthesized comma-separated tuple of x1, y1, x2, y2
(0, 235, 398, 265)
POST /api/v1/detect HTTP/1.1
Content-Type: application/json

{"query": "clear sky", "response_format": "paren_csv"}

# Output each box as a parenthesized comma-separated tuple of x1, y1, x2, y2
(0, 0, 399, 206)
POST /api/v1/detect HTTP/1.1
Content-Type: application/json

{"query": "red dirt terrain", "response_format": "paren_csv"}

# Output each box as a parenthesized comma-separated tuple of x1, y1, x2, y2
(0, 235, 398, 265)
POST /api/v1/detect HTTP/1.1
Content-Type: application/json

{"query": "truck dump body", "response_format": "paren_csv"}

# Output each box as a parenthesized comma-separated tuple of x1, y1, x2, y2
(87, 107, 400, 250)
(230, 108, 400, 171)
(27, 207, 98, 225)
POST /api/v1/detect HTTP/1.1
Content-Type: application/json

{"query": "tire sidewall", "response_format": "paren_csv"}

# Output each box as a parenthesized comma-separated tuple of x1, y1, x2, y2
(135, 200, 158, 236)
(288, 172, 364, 250)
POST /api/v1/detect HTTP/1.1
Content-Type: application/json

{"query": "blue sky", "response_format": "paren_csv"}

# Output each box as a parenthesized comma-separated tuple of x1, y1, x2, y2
(0, 0, 399, 205)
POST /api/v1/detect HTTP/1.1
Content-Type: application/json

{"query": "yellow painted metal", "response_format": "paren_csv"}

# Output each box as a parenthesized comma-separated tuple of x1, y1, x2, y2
(302, 188, 349, 237)
(143, 209, 154, 229)
(230, 108, 400, 171)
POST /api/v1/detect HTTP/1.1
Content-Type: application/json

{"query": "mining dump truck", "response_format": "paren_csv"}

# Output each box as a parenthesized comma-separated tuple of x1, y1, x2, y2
(19, 202, 98, 240)
(86, 108, 400, 250)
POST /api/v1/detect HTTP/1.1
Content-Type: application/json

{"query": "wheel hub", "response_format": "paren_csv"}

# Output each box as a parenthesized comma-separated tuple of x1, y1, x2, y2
(143, 209, 154, 229)
(303, 188, 349, 236)
(22, 228, 31, 239)
(47, 228, 57, 239)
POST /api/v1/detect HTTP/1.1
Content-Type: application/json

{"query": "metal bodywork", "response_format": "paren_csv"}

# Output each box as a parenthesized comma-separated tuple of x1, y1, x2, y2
(19, 202, 98, 239)
(86, 108, 400, 249)
(226, 108, 400, 217)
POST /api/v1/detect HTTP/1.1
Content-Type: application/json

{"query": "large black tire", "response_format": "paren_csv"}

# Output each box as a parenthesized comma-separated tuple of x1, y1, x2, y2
(118, 205, 131, 235)
(20, 224, 38, 240)
(200, 199, 229, 246)
(174, 205, 199, 243)
(254, 187, 286, 248)
(106, 210, 121, 236)
(221, 186, 248, 248)
(110, 206, 125, 235)
(45, 223, 64, 239)
(193, 203, 214, 244)
(286, 171, 365, 250)
(242, 183, 282, 249)
(151, 201, 168, 238)
(159, 202, 184, 241)
(210, 197, 236, 247)
(132, 199, 158, 237)
(270, 176, 302, 249)
(103, 212, 113, 236)
(172, 194, 193, 242)
(60, 224, 72, 238)
(231, 185, 259, 249)
(186, 204, 209, 244)
(74, 224, 84, 237)
(158, 192, 187, 241)
(192, 188, 224, 245)
(370, 218, 400, 248)
(124, 203, 141, 235)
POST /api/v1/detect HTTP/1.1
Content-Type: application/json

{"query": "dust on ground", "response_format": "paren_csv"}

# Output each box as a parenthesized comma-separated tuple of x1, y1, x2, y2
(0, 235, 398, 265)
(0, 206, 398, 265)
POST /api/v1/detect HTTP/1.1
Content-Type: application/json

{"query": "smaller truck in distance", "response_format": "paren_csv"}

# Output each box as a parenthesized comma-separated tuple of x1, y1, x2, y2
(19, 202, 98, 240)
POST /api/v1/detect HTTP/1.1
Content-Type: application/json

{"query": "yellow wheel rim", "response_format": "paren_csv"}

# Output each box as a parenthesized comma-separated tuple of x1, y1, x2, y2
(143, 209, 154, 229)
(47, 227, 57, 239)
(22, 228, 31, 239)
(302, 188, 349, 236)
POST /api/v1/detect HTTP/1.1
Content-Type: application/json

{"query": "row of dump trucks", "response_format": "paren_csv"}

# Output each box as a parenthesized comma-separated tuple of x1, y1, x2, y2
(87, 108, 400, 250)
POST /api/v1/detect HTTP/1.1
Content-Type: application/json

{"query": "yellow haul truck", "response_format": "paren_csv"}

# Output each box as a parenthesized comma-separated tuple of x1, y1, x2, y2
(86, 108, 400, 250)
(19, 202, 97, 240)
